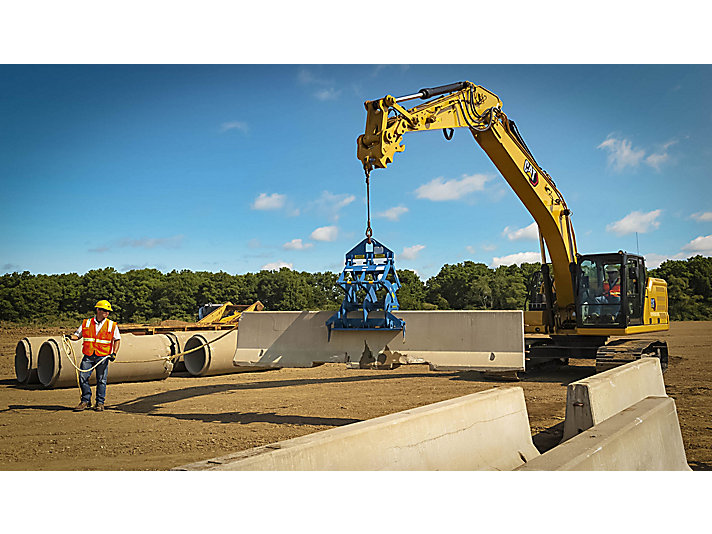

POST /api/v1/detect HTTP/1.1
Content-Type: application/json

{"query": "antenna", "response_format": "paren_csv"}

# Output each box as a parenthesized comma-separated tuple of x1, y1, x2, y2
(636, 232, 640, 255)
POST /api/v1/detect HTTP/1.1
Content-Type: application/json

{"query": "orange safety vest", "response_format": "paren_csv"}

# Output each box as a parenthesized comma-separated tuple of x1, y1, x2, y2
(81, 318, 117, 357)
(603, 278, 621, 298)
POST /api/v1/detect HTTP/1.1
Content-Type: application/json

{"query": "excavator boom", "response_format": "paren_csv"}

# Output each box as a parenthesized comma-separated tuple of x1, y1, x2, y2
(358, 81, 578, 327)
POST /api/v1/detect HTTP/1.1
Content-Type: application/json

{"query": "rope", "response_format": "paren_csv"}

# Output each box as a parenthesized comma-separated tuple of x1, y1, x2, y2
(165, 323, 239, 360)
(61, 336, 111, 373)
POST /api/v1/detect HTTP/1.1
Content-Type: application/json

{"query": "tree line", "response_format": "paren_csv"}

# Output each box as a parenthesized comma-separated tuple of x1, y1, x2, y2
(1, 256, 710, 324)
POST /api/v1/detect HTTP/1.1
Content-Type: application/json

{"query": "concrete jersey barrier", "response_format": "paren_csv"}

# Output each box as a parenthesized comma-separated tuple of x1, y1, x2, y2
(174, 386, 540, 471)
(517, 396, 690, 471)
(232, 310, 525, 372)
(562, 357, 667, 441)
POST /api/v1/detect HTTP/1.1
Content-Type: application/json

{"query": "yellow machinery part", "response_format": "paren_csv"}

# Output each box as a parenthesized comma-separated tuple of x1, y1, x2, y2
(197, 301, 264, 325)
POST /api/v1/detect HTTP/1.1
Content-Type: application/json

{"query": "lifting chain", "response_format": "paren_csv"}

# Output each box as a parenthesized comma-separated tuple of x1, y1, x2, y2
(364, 168, 373, 243)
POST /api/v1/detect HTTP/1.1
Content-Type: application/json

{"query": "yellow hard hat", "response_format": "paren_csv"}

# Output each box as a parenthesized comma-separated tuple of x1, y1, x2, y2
(95, 299, 113, 311)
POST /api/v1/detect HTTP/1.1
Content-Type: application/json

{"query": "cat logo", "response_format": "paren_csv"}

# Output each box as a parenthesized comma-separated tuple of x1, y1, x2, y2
(523, 159, 538, 186)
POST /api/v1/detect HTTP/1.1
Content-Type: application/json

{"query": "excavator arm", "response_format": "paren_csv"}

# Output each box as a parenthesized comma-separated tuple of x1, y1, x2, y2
(357, 81, 578, 327)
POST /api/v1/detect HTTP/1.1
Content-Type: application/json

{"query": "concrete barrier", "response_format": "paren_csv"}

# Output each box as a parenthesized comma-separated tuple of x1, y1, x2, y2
(174, 386, 539, 471)
(233, 310, 525, 372)
(562, 357, 666, 441)
(517, 396, 690, 471)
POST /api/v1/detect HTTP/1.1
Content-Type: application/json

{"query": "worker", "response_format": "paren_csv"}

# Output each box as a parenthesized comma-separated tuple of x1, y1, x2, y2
(66, 300, 121, 412)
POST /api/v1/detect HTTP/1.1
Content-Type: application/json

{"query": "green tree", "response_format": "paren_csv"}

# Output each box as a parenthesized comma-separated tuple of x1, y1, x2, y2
(425, 261, 494, 310)
(396, 269, 426, 310)
(256, 268, 313, 310)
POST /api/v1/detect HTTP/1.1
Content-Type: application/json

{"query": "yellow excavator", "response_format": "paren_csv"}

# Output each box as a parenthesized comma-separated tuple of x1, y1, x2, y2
(357, 81, 669, 372)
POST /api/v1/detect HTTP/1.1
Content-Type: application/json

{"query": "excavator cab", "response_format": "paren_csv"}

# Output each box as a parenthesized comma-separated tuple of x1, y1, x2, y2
(576, 252, 646, 329)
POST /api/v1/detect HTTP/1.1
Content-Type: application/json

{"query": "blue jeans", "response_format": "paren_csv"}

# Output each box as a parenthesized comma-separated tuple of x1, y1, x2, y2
(79, 354, 110, 405)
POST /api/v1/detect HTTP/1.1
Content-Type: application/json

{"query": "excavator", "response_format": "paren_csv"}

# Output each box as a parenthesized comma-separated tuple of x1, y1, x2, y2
(356, 81, 670, 372)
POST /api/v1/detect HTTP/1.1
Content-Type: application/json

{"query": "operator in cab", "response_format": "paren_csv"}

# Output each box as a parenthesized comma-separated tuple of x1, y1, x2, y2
(598, 265, 621, 305)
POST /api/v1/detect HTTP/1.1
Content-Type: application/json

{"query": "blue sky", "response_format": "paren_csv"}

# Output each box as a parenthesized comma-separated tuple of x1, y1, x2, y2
(2, 64, 711, 279)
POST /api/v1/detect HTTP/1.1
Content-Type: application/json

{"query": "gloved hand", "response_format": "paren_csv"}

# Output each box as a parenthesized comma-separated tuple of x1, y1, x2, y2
(109, 353, 116, 362)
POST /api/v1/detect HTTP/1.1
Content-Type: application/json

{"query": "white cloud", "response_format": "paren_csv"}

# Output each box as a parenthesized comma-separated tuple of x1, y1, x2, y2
(314, 88, 341, 101)
(503, 222, 538, 241)
(643, 253, 686, 269)
(465, 245, 476, 254)
(682, 235, 712, 255)
(376, 206, 409, 221)
(691, 212, 712, 222)
(261, 261, 293, 271)
(371, 65, 410, 77)
(252, 192, 286, 210)
(481, 244, 497, 251)
(283, 238, 313, 250)
(491, 251, 540, 267)
(606, 209, 662, 236)
(311, 191, 355, 221)
(311, 225, 339, 242)
(297, 68, 330, 86)
(117, 235, 184, 249)
(414, 174, 491, 201)
(597, 136, 646, 172)
(646, 139, 678, 171)
(297, 68, 339, 101)
(644, 152, 669, 170)
(120, 262, 166, 272)
(91, 235, 184, 254)
(220, 121, 249, 134)
(401, 244, 425, 260)
(598, 135, 677, 172)
(644, 236, 712, 268)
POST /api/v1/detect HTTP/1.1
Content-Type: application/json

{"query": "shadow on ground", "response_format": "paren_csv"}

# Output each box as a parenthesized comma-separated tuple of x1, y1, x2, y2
(450, 363, 596, 386)
(113, 372, 449, 414)
(532, 421, 564, 453)
(0, 378, 46, 389)
(157, 410, 361, 426)
(522, 363, 596, 385)
(688, 461, 712, 471)
(1, 404, 70, 413)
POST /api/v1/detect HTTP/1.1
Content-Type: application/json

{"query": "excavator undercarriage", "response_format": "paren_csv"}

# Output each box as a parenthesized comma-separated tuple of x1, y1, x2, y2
(594, 338, 669, 373)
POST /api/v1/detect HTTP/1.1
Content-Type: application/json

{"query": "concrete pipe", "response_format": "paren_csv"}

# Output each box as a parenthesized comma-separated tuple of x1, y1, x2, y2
(164, 331, 217, 373)
(15, 336, 53, 385)
(184, 330, 264, 376)
(37, 333, 174, 389)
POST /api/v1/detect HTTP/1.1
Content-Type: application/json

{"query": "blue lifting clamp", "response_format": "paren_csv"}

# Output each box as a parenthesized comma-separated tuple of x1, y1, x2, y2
(326, 237, 406, 341)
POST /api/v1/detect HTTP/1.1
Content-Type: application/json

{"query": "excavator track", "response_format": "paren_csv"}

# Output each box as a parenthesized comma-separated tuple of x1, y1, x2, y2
(595, 338, 668, 374)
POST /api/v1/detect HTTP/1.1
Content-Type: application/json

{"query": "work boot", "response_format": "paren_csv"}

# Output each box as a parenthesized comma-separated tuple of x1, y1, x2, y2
(73, 401, 90, 412)
(94, 403, 105, 412)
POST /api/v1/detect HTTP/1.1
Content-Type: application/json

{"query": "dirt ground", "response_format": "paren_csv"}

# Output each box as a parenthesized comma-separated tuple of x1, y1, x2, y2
(0, 321, 710, 470)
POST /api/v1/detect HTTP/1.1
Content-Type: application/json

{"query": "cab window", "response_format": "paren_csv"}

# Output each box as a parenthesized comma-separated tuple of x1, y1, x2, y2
(577, 258, 623, 327)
